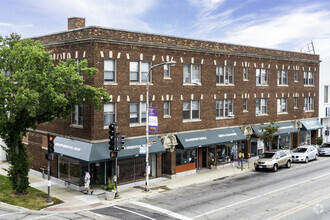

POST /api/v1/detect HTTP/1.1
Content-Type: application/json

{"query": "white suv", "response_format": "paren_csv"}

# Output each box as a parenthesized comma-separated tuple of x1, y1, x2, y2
(291, 145, 318, 163)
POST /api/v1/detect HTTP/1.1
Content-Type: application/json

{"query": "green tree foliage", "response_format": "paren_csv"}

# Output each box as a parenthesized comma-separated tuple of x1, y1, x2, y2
(254, 120, 279, 151)
(0, 34, 110, 194)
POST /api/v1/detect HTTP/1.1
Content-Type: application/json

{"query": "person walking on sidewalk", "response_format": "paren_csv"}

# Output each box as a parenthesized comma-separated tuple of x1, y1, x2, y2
(238, 151, 244, 170)
(84, 170, 93, 195)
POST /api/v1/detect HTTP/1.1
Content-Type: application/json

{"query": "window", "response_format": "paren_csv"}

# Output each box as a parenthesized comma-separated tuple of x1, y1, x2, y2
(325, 86, 329, 103)
(71, 104, 83, 126)
(216, 66, 234, 84)
(183, 100, 200, 120)
(277, 69, 288, 85)
(294, 97, 298, 108)
(163, 101, 170, 117)
(304, 71, 314, 85)
(164, 64, 170, 78)
(304, 97, 314, 111)
(256, 98, 267, 115)
(104, 59, 115, 82)
(176, 149, 196, 166)
(243, 67, 248, 81)
(104, 103, 115, 126)
(256, 68, 268, 85)
(130, 61, 151, 83)
(183, 64, 201, 84)
(130, 102, 147, 124)
(294, 70, 298, 82)
(243, 99, 248, 111)
(277, 98, 287, 113)
(216, 99, 234, 117)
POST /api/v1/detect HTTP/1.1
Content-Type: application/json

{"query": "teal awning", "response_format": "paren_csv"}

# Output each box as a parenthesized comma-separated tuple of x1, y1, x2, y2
(176, 127, 246, 149)
(301, 118, 323, 130)
(252, 122, 297, 136)
(54, 136, 165, 162)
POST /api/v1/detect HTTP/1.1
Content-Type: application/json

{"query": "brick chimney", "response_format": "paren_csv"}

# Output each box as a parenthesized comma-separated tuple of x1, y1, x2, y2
(68, 17, 85, 30)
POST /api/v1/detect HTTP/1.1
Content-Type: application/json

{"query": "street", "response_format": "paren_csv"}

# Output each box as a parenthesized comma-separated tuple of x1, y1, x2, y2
(93, 157, 330, 220)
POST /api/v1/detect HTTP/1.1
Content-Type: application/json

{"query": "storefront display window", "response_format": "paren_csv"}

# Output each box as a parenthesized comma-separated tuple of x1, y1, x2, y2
(299, 130, 311, 145)
(58, 155, 88, 186)
(279, 134, 290, 149)
(176, 149, 196, 166)
(216, 144, 235, 164)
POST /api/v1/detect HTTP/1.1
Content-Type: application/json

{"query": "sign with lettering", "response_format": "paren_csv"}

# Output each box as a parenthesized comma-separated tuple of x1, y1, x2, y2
(148, 107, 158, 133)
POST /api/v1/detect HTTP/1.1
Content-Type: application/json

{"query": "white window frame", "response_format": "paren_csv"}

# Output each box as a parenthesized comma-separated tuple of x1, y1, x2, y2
(71, 104, 83, 127)
(277, 98, 288, 113)
(294, 70, 298, 82)
(163, 101, 170, 117)
(129, 61, 151, 84)
(303, 97, 314, 111)
(294, 97, 298, 109)
(183, 100, 200, 121)
(216, 99, 234, 118)
(130, 102, 147, 125)
(243, 99, 248, 112)
(324, 86, 329, 104)
(216, 65, 234, 85)
(104, 59, 116, 82)
(243, 67, 248, 81)
(277, 69, 288, 85)
(164, 64, 171, 79)
(304, 71, 314, 86)
(104, 103, 116, 127)
(256, 68, 268, 85)
(256, 98, 267, 115)
(183, 64, 201, 85)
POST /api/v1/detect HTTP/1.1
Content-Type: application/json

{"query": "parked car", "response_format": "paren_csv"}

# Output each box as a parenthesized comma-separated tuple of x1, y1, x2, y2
(291, 145, 318, 163)
(254, 150, 292, 172)
(318, 142, 330, 156)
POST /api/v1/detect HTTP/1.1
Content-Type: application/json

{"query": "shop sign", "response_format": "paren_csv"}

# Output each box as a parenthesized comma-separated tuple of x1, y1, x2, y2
(55, 143, 81, 152)
(185, 137, 207, 142)
(148, 107, 158, 133)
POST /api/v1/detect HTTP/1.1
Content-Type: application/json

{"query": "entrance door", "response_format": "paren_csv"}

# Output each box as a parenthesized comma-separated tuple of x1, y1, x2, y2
(202, 147, 208, 168)
(90, 162, 105, 185)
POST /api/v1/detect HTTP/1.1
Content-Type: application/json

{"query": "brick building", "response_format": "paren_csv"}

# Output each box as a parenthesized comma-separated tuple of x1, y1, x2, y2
(26, 17, 321, 189)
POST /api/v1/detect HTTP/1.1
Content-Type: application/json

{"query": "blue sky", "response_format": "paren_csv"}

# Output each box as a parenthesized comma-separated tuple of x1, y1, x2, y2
(1, 0, 330, 72)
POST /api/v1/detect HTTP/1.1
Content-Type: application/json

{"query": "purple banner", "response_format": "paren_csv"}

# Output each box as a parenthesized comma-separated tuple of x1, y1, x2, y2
(148, 107, 158, 133)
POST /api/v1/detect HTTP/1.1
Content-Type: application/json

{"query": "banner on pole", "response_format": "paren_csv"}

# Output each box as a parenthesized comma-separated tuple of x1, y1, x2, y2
(148, 107, 158, 133)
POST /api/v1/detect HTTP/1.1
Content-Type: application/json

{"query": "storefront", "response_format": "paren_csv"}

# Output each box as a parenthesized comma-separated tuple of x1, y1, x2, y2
(300, 119, 323, 145)
(54, 136, 165, 187)
(176, 127, 246, 171)
(252, 121, 298, 151)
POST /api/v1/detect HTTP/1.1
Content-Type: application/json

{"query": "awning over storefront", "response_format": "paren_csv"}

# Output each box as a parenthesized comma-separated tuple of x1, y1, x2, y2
(252, 122, 298, 136)
(301, 118, 323, 130)
(176, 127, 246, 149)
(54, 136, 165, 162)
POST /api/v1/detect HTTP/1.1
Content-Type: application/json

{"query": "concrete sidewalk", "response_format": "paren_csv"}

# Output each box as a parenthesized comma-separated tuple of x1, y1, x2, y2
(0, 160, 255, 212)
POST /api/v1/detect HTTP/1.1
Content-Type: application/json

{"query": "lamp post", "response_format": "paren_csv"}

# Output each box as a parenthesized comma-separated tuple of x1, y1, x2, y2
(145, 60, 176, 192)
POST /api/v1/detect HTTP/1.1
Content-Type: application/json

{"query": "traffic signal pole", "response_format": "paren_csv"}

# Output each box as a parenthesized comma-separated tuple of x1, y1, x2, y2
(45, 134, 55, 205)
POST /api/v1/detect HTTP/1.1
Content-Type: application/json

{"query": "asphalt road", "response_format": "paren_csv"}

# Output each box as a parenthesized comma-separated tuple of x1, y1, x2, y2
(93, 156, 330, 220)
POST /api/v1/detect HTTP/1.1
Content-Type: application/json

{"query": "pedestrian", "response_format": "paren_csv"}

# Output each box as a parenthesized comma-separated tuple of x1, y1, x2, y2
(238, 151, 244, 170)
(84, 170, 93, 195)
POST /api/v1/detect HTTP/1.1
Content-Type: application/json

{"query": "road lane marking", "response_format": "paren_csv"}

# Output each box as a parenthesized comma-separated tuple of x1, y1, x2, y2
(267, 193, 330, 220)
(193, 172, 330, 219)
(113, 205, 156, 220)
(131, 200, 193, 220)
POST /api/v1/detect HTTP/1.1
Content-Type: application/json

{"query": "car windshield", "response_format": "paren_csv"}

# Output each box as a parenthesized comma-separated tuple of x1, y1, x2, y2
(293, 148, 307, 153)
(260, 152, 275, 159)
(321, 144, 330, 148)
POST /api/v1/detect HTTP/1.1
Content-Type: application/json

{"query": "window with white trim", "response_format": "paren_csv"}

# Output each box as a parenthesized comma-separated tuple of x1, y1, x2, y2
(164, 64, 170, 78)
(130, 102, 147, 124)
(243, 67, 248, 81)
(294, 70, 298, 82)
(104, 103, 115, 126)
(294, 97, 298, 108)
(163, 101, 170, 117)
(216, 66, 234, 84)
(71, 104, 83, 126)
(183, 100, 200, 120)
(243, 99, 248, 111)
(277, 69, 288, 85)
(256, 98, 267, 115)
(277, 98, 287, 113)
(216, 99, 233, 117)
(130, 61, 151, 83)
(104, 59, 115, 82)
(304, 71, 314, 85)
(183, 64, 201, 84)
(303, 97, 314, 111)
(324, 86, 328, 103)
(256, 68, 268, 85)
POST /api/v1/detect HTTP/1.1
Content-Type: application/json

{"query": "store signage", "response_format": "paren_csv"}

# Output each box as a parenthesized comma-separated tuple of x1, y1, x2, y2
(218, 132, 237, 138)
(148, 107, 158, 133)
(278, 125, 294, 130)
(304, 120, 320, 129)
(185, 137, 207, 142)
(55, 143, 81, 152)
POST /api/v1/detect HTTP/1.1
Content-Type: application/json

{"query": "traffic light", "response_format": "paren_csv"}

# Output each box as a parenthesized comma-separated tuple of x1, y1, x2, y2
(110, 151, 118, 158)
(47, 134, 55, 154)
(109, 123, 117, 151)
(118, 134, 126, 150)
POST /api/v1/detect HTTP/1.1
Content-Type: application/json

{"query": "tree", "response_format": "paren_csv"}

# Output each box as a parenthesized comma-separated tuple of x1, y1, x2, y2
(254, 120, 279, 152)
(0, 34, 110, 194)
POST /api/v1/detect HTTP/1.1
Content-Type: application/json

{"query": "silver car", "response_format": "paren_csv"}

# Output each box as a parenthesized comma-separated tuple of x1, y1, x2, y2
(318, 143, 330, 156)
(254, 150, 292, 172)
(291, 145, 318, 163)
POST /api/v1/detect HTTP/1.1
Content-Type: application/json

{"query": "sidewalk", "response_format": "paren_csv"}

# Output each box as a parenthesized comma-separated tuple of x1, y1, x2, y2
(0, 160, 255, 212)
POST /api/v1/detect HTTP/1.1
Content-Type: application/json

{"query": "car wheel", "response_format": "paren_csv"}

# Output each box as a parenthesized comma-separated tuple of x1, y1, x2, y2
(305, 157, 309, 163)
(273, 164, 278, 172)
(315, 154, 318, 160)
(286, 160, 291, 168)
(255, 167, 259, 171)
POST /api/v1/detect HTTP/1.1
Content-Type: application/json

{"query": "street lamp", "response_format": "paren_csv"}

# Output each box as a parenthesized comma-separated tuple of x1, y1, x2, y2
(145, 60, 176, 192)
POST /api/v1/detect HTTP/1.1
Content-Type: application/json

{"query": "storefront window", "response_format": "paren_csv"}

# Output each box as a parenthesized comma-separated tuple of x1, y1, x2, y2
(59, 156, 69, 182)
(279, 134, 290, 149)
(216, 144, 235, 164)
(176, 149, 196, 166)
(300, 130, 311, 145)
(69, 158, 81, 185)
(58, 155, 88, 186)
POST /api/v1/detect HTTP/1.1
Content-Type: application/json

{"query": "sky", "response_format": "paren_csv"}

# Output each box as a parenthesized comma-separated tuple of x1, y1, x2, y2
(0, 0, 330, 76)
